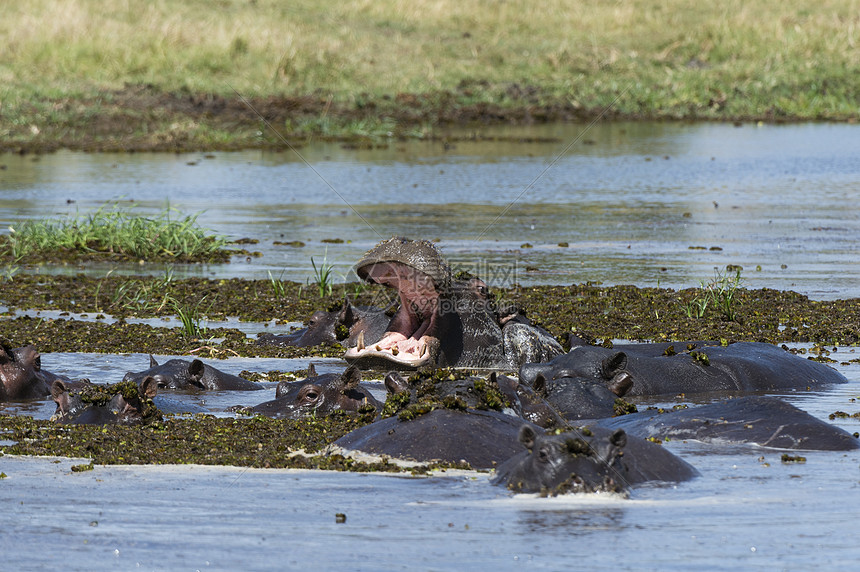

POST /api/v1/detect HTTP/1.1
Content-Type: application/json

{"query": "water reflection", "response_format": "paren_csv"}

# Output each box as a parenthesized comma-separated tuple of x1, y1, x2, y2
(517, 507, 626, 535)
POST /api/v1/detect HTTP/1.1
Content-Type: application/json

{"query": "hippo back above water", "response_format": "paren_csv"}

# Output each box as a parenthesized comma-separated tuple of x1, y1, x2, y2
(520, 341, 847, 400)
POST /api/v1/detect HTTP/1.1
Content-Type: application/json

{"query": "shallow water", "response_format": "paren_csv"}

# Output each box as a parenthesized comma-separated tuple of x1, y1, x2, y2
(1, 122, 859, 298)
(2, 121, 860, 569)
(2, 349, 860, 570)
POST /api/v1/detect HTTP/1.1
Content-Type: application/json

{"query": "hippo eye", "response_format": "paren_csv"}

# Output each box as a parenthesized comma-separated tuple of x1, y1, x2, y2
(301, 387, 322, 403)
(537, 447, 550, 463)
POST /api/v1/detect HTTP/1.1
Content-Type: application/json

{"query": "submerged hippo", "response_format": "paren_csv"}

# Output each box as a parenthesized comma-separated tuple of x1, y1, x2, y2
(0, 343, 66, 401)
(595, 396, 859, 451)
(122, 356, 262, 392)
(343, 237, 563, 369)
(384, 369, 565, 429)
(257, 298, 391, 349)
(51, 378, 162, 425)
(492, 425, 699, 496)
(249, 365, 380, 420)
(520, 341, 847, 400)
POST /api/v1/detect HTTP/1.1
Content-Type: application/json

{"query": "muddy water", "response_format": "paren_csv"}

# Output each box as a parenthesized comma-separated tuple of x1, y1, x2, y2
(2, 122, 860, 569)
(1, 122, 858, 298)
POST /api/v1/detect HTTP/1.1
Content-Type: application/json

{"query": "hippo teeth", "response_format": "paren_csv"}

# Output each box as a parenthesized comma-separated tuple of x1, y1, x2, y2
(419, 342, 427, 358)
(356, 331, 365, 351)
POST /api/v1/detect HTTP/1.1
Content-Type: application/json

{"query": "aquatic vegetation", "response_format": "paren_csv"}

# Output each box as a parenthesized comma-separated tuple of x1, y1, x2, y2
(308, 251, 335, 298)
(0, 203, 231, 263)
(172, 296, 210, 340)
(680, 267, 744, 321)
(268, 269, 288, 300)
(0, 412, 459, 473)
(1, 275, 859, 355)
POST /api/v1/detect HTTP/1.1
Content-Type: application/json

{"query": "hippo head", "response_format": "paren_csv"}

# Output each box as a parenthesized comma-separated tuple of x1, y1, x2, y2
(122, 356, 260, 392)
(51, 378, 160, 425)
(344, 237, 505, 369)
(258, 365, 378, 420)
(122, 356, 210, 391)
(521, 346, 634, 396)
(494, 425, 629, 496)
(0, 343, 50, 401)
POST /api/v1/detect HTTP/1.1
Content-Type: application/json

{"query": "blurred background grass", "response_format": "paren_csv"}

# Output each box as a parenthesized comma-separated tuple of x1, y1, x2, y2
(1, 0, 857, 148)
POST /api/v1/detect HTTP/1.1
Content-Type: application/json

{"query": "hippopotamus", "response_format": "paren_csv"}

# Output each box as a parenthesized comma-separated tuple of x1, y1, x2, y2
(0, 343, 67, 401)
(383, 369, 565, 429)
(520, 341, 847, 401)
(249, 365, 380, 420)
(595, 396, 859, 451)
(334, 408, 543, 469)
(122, 356, 262, 392)
(492, 425, 699, 496)
(343, 237, 563, 369)
(525, 364, 636, 421)
(383, 370, 515, 416)
(51, 378, 162, 425)
(494, 374, 568, 429)
(257, 298, 391, 349)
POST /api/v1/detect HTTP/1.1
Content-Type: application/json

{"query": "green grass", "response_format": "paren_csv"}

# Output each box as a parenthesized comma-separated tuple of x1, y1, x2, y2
(681, 268, 744, 321)
(0, 203, 230, 263)
(308, 251, 335, 298)
(172, 295, 210, 340)
(0, 0, 858, 151)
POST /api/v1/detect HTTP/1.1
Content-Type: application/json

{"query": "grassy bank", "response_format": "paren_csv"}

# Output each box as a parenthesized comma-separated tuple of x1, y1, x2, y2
(1, 0, 858, 151)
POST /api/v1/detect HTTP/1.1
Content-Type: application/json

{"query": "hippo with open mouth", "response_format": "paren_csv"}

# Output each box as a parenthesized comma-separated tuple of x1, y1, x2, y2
(343, 237, 563, 369)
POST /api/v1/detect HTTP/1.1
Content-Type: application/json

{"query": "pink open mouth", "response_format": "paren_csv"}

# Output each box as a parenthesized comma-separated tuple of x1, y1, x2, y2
(344, 261, 441, 368)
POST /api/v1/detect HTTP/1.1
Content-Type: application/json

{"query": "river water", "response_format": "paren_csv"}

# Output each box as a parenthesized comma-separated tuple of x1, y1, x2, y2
(1, 121, 858, 298)
(1, 122, 860, 570)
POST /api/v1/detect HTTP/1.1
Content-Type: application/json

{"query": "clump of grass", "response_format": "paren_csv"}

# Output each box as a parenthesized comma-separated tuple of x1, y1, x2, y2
(268, 269, 288, 300)
(0, 203, 230, 263)
(172, 296, 210, 340)
(1, 264, 18, 282)
(681, 267, 744, 321)
(308, 251, 335, 298)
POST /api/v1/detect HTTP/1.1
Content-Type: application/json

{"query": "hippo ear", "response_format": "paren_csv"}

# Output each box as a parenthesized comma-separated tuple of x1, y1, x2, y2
(610, 429, 627, 448)
(608, 372, 633, 397)
(0, 345, 11, 365)
(532, 374, 548, 397)
(341, 365, 361, 390)
(139, 376, 159, 399)
(188, 359, 205, 381)
(600, 352, 628, 379)
(384, 371, 409, 394)
(518, 425, 538, 451)
(149, 355, 158, 368)
(488, 371, 497, 385)
(50, 379, 69, 400)
(338, 298, 355, 325)
(307, 363, 318, 378)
